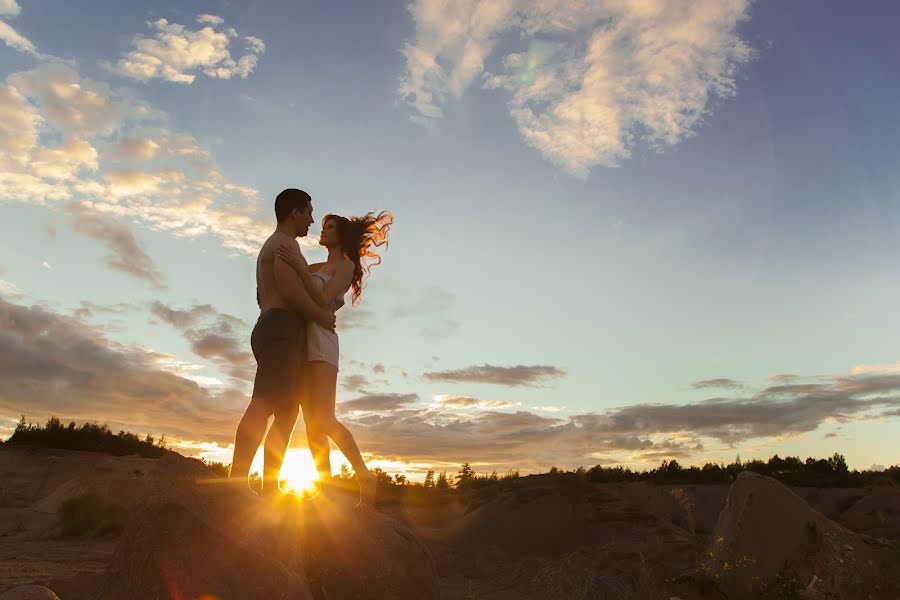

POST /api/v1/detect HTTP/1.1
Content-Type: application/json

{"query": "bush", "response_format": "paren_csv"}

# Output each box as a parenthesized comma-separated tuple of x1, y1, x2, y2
(57, 493, 126, 538)
(8, 416, 167, 458)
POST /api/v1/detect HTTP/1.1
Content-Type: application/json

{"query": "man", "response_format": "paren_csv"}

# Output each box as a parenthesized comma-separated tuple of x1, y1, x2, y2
(229, 188, 335, 496)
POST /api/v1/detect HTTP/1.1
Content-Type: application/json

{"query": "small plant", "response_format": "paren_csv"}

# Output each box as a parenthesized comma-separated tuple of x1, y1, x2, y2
(57, 493, 126, 538)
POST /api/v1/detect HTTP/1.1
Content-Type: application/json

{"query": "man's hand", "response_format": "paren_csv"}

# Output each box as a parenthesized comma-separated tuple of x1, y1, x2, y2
(275, 243, 308, 274)
(317, 309, 336, 331)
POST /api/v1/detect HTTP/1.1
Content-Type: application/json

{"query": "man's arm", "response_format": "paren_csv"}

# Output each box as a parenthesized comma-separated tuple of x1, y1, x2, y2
(274, 253, 336, 329)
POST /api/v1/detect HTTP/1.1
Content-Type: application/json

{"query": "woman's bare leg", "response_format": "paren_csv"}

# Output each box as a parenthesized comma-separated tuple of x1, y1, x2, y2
(299, 364, 332, 481)
(307, 361, 376, 507)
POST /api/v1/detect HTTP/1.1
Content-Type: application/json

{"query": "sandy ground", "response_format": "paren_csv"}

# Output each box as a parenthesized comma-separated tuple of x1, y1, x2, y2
(1, 447, 897, 599)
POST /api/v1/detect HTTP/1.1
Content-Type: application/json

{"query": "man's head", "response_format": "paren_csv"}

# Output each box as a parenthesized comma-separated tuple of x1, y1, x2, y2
(274, 188, 314, 237)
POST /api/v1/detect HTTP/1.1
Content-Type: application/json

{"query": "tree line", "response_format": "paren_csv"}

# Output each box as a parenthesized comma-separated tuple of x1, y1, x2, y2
(6, 417, 898, 491)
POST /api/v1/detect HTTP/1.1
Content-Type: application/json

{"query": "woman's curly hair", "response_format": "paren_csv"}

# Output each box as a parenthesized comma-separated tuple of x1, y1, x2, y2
(324, 210, 393, 306)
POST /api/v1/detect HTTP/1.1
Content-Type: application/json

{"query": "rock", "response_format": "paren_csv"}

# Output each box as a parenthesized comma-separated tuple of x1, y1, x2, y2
(98, 480, 439, 600)
(298, 501, 440, 599)
(0, 586, 61, 600)
(704, 471, 882, 599)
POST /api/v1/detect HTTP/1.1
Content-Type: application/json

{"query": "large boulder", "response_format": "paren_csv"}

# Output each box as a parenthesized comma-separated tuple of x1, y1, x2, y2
(705, 472, 883, 599)
(98, 480, 439, 600)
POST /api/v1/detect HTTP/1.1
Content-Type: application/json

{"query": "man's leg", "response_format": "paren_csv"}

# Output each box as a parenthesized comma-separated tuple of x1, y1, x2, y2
(230, 396, 274, 484)
(262, 402, 300, 493)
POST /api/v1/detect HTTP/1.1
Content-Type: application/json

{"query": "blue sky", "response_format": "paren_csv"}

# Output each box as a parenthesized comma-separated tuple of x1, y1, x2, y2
(1, 0, 898, 477)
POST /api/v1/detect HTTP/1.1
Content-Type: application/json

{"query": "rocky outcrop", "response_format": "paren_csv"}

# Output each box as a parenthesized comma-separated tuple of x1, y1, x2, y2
(0, 586, 61, 600)
(705, 471, 883, 599)
(98, 481, 439, 600)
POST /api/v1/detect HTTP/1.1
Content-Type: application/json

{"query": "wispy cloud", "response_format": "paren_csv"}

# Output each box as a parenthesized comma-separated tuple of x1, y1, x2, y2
(400, 0, 754, 176)
(111, 15, 265, 84)
(692, 378, 745, 390)
(0, 62, 306, 256)
(432, 395, 518, 410)
(0, 296, 244, 444)
(150, 302, 254, 384)
(393, 285, 458, 337)
(424, 363, 566, 387)
(337, 392, 420, 413)
(67, 204, 166, 289)
(0, 19, 40, 57)
(3, 291, 898, 472)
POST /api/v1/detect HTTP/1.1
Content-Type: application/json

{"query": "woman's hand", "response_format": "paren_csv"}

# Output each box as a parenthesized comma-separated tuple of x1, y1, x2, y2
(275, 243, 308, 274)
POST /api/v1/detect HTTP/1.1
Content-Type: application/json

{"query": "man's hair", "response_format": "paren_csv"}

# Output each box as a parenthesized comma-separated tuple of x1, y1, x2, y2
(274, 188, 312, 222)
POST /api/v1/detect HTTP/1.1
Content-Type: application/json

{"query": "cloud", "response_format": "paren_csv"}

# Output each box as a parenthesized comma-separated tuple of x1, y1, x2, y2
(848, 361, 900, 376)
(0, 19, 42, 58)
(336, 367, 900, 472)
(112, 16, 265, 84)
(0, 296, 244, 445)
(586, 373, 900, 445)
(400, 0, 753, 176)
(341, 374, 370, 392)
(393, 285, 458, 337)
(1, 63, 297, 256)
(337, 392, 420, 413)
(337, 307, 375, 331)
(67, 204, 166, 289)
(0, 0, 21, 17)
(9, 64, 122, 137)
(150, 302, 254, 384)
(424, 363, 566, 387)
(433, 395, 517, 410)
(692, 378, 745, 390)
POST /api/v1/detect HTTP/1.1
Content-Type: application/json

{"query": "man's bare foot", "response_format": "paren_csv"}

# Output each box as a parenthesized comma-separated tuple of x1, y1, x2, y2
(355, 471, 377, 510)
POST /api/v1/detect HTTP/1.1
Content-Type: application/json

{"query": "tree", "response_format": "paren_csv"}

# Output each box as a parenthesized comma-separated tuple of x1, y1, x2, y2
(436, 471, 450, 490)
(394, 473, 407, 486)
(456, 463, 475, 490)
(423, 470, 435, 489)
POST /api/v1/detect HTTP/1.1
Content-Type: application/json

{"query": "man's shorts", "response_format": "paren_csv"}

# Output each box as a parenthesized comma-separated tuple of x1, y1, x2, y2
(250, 308, 306, 411)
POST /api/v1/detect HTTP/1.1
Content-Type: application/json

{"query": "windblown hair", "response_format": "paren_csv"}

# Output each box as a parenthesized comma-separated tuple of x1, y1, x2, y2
(325, 211, 393, 306)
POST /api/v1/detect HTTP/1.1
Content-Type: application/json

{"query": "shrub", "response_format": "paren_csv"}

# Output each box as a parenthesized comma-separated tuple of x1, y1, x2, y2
(57, 493, 126, 538)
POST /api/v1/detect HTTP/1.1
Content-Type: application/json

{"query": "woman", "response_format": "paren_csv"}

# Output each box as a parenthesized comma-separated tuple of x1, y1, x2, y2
(275, 210, 392, 509)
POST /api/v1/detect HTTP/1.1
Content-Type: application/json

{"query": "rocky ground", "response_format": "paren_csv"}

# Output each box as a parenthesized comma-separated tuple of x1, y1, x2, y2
(0, 446, 897, 599)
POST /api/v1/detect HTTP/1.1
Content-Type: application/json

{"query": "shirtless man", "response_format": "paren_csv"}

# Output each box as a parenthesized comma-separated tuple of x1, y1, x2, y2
(229, 188, 336, 496)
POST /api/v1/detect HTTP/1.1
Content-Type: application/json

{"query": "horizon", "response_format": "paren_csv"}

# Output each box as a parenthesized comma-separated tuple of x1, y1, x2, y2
(2, 0, 899, 489)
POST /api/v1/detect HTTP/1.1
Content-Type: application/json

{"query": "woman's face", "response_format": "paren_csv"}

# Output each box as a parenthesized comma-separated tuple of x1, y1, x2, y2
(318, 218, 339, 248)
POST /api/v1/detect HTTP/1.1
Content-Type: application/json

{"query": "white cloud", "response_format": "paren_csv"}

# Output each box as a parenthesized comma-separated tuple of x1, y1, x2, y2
(9, 64, 122, 136)
(0, 19, 39, 57)
(400, 0, 753, 176)
(0, 63, 303, 256)
(112, 16, 265, 84)
(0, 0, 20, 17)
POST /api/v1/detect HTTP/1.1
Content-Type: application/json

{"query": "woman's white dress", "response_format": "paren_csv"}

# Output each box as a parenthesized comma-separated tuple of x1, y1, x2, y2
(306, 270, 344, 370)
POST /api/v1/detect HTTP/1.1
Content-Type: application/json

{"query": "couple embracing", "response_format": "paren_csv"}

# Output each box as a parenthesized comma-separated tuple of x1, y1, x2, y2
(229, 188, 391, 509)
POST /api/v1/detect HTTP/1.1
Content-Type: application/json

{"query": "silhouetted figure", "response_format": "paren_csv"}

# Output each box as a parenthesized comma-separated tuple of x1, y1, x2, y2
(230, 189, 336, 496)
(276, 210, 392, 508)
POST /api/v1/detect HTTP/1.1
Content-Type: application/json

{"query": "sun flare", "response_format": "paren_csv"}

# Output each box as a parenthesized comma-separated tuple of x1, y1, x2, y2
(279, 453, 320, 493)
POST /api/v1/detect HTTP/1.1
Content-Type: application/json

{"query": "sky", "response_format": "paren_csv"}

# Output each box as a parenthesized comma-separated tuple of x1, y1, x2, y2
(1, 0, 898, 481)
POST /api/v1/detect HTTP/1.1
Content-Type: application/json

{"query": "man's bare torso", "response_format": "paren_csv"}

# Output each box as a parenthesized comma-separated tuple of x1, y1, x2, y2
(257, 231, 301, 313)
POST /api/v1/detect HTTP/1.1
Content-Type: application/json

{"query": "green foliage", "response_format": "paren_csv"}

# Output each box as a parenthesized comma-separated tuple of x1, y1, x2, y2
(201, 459, 231, 478)
(9, 416, 168, 458)
(57, 493, 126, 539)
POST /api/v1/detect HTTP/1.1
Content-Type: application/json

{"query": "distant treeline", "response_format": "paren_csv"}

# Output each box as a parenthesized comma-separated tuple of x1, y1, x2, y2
(4, 416, 168, 458)
(5, 417, 898, 490)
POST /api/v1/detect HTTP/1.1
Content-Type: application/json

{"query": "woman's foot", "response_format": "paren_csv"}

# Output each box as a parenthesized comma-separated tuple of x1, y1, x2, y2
(355, 471, 377, 510)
